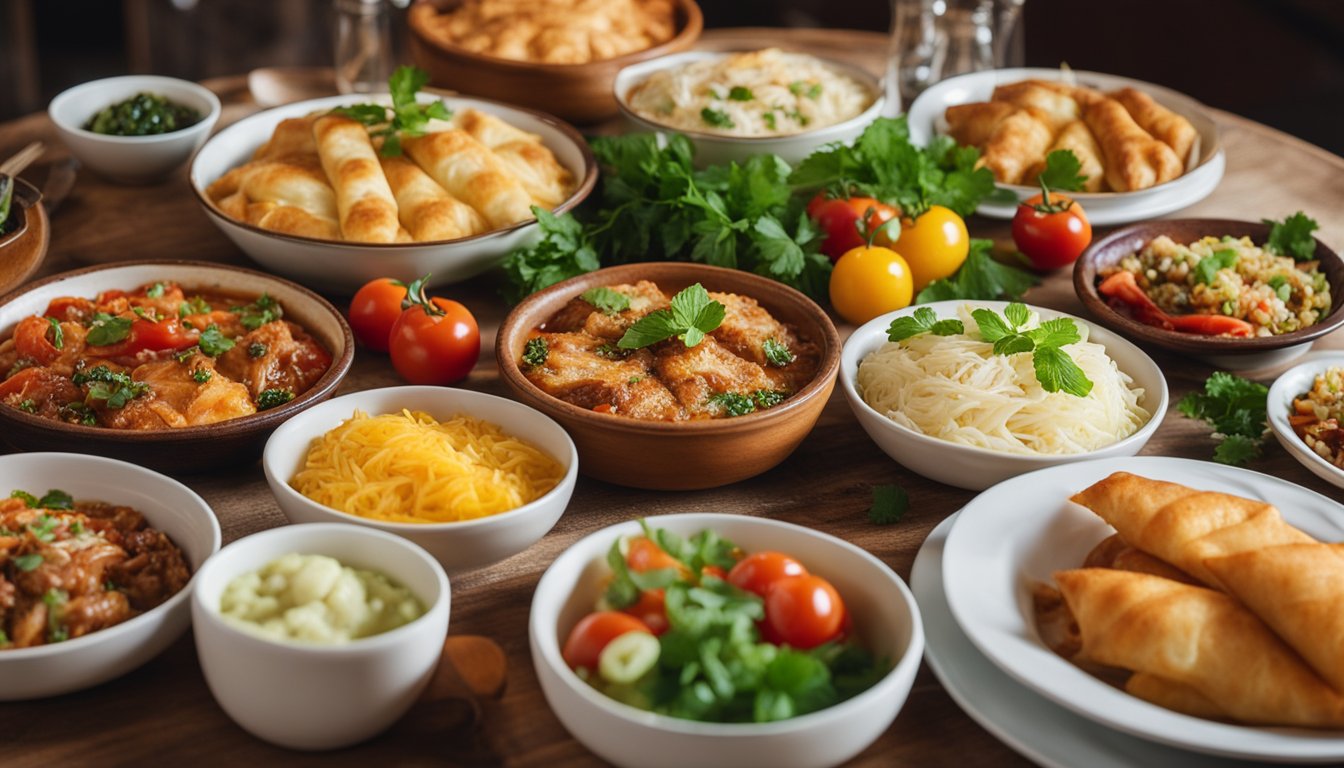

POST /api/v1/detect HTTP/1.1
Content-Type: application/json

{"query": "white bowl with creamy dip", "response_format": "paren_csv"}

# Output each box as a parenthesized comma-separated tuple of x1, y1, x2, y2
(614, 49, 883, 167)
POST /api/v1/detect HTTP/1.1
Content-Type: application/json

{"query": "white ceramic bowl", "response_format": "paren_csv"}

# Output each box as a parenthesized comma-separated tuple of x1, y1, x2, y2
(906, 68, 1224, 226)
(840, 300, 1168, 491)
(49, 75, 221, 184)
(613, 51, 884, 167)
(0, 452, 221, 700)
(191, 522, 450, 750)
(263, 386, 578, 573)
(529, 513, 923, 768)
(1268, 352, 1344, 492)
(189, 93, 597, 292)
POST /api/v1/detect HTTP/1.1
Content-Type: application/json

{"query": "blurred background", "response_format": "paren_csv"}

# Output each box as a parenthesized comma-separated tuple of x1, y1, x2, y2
(2, 0, 1342, 153)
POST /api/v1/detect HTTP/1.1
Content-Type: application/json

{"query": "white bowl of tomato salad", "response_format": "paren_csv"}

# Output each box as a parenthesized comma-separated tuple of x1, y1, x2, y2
(528, 513, 923, 768)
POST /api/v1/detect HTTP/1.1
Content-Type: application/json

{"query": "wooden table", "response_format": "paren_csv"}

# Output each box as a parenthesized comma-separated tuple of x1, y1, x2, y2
(4, 28, 1344, 767)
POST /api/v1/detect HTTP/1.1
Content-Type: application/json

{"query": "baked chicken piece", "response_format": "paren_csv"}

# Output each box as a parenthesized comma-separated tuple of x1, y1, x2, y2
(524, 331, 685, 420)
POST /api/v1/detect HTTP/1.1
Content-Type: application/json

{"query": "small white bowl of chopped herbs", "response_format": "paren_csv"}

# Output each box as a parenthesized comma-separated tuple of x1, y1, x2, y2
(529, 513, 923, 768)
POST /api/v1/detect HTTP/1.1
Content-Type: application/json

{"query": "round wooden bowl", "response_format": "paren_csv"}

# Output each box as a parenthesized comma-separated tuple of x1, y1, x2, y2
(407, 0, 704, 125)
(1074, 219, 1344, 367)
(0, 261, 355, 473)
(496, 263, 841, 491)
(0, 179, 48, 296)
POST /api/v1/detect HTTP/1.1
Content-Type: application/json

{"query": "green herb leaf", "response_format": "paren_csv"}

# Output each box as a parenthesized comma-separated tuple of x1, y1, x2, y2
(619, 284, 725, 350)
(330, 66, 453, 158)
(501, 206, 601, 302)
(992, 333, 1035, 356)
(146, 282, 165, 298)
(917, 239, 1038, 303)
(762, 338, 796, 367)
(701, 108, 734, 129)
(1214, 434, 1262, 465)
(256, 388, 295, 410)
(1033, 345, 1093, 397)
(1035, 150, 1087, 192)
(179, 296, 212, 318)
(18, 399, 35, 413)
(197, 325, 236, 357)
(1025, 317, 1082, 348)
(73, 365, 148, 409)
(581, 287, 631, 315)
(972, 308, 1016, 342)
(38, 489, 73, 510)
(1193, 249, 1240, 285)
(522, 337, 549, 367)
(192, 369, 211, 384)
(867, 484, 908, 525)
(1268, 274, 1292, 303)
(232, 293, 282, 330)
(728, 86, 754, 102)
(1179, 372, 1268, 465)
(46, 317, 63, 350)
(14, 553, 42, 571)
(85, 315, 133, 346)
(707, 392, 756, 417)
(1263, 211, 1319, 261)
(886, 306, 965, 342)
(248, 342, 267, 359)
(1003, 302, 1031, 329)
(752, 390, 787, 409)
(788, 81, 823, 100)
(10, 490, 38, 507)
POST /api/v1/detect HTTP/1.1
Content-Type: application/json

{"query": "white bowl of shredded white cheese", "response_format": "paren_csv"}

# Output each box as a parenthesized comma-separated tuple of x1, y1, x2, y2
(840, 301, 1168, 490)
(614, 48, 883, 167)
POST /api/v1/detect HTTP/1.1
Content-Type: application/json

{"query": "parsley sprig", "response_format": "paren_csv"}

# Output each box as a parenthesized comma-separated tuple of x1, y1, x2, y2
(581, 287, 631, 315)
(1263, 211, 1319, 261)
(618, 283, 725, 350)
(1035, 149, 1087, 192)
(328, 66, 452, 157)
(916, 239, 1038, 304)
(1178, 372, 1269, 465)
(72, 366, 149, 409)
(867, 484, 909, 525)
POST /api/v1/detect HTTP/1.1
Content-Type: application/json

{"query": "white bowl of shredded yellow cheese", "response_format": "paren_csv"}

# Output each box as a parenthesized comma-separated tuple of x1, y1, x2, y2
(840, 301, 1167, 491)
(263, 386, 578, 572)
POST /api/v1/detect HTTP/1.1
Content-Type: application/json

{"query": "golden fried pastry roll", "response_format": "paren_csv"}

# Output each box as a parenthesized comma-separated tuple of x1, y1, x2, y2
(253, 116, 320, 161)
(379, 154, 487, 242)
(990, 82, 1080, 128)
(1206, 543, 1344, 693)
(402, 130, 534, 229)
(313, 114, 403, 243)
(1125, 673, 1228, 721)
(1082, 98, 1183, 192)
(978, 107, 1056, 185)
(1069, 472, 1314, 588)
(1055, 568, 1344, 728)
(205, 156, 342, 240)
(1024, 120, 1105, 193)
(245, 202, 341, 241)
(1013, 79, 1105, 108)
(454, 109, 575, 208)
(1110, 87, 1198, 164)
(1081, 534, 1198, 584)
(944, 101, 1016, 148)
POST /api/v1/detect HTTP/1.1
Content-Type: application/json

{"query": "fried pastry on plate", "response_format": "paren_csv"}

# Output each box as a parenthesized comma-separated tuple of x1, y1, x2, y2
(1024, 119, 1105, 192)
(314, 114, 408, 243)
(990, 81, 1080, 128)
(379, 154, 487, 242)
(944, 101, 1016, 148)
(403, 130, 534, 229)
(1110, 87, 1199, 164)
(1081, 533, 1198, 584)
(977, 107, 1056, 186)
(1082, 98, 1183, 192)
(1124, 673, 1229, 721)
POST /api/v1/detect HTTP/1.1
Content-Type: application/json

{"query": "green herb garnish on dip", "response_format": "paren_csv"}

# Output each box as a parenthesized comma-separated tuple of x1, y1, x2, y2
(85, 92, 201, 136)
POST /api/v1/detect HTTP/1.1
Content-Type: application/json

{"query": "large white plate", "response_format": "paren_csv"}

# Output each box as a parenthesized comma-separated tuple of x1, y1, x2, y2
(906, 68, 1224, 226)
(913, 513, 1232, 768)
(941, 456, 1344, 763)
(1268, 352, 1344, 492)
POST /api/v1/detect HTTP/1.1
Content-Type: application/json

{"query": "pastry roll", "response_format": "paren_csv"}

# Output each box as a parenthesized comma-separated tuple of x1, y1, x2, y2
(978, 107, 1056, 185)
(1069, 472, 1314, 588)
(313, 114, 403, 243)
(990, 82, 1080, 128)
(205, 157, 341, 240)
(1012, 79, 1105, 107)
(1082, 98, 1183, 192)
(944, 101, 1016, 149)
(454, 109, 575, 208)
(1206, 543, 1344, 692)
(1055, 568, 1344, 728)
(403, 130, 535, 229)
(245, 201, 341, 241)
(253, 116, 320, 161)
(1110, 87, 1198, 164)
(1124, 673, 1228, 721)
(1082, 534, 1198, 585)
(1025, 120, 1105, 193)
(379, 154, 487, 242)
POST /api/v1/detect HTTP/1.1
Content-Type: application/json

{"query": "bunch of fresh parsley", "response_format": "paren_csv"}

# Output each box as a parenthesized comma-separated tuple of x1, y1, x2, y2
(328, 66, 452, 157)
(1178, 372, 1269, 465)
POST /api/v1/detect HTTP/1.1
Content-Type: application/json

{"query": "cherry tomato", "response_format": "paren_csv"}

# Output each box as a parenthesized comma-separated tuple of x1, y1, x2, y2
(388, 277, 480, 385)
(894, 205, 970, 291)
(1011, 191, 1092, 270)
(727, 551, 807, 597)
(622, 589, 669, 635)
(91, 318, 195, 358)
(828, 245, 914, 325)
(626, 536, 683, 573)
(13, 316, 62, 364)
(562, 611, 653, 670)
(349, 278, 408, 352)
(763, 574, 846, 649)
(811, 196, 899, 262)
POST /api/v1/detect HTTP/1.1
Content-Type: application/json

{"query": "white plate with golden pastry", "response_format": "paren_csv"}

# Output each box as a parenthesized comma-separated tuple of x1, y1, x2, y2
(190, 92, 596, 292)
(942, 456, 1344, 762)
(906, 68, 1224, 225)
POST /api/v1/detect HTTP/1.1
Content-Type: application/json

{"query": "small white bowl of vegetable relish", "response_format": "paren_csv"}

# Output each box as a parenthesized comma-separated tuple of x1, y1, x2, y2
(529, 513, 923, 768)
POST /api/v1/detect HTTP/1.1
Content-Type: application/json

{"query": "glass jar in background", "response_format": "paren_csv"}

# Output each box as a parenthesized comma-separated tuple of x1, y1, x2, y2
(890, 0, 1026, 106)
(334, 0, 393, 94)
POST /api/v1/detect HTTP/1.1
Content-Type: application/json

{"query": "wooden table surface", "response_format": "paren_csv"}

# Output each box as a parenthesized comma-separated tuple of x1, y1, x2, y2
(4, 28, 1344, 767)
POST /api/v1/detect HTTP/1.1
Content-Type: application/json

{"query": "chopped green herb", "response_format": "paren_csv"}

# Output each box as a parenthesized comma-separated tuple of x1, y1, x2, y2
(248, 342, 267, 359)
(707, 392, 755, 417)
(1178, 372, 1268, 466)
(179, 296, 212, 318)
(752, 390, 786, 409)
(14, 553, 42, 571)
(581, 286, 631, 315)
(728, 86, 755, 102)
(1263, 211, 1319, 261)
(46, 317, 63, 349)
(37, 490, 72, 510)
(85, 314, 133, 346)
(18, 399, 35, 413)
(10, 490, 38, 507)
(1193, 249, 1239, 285)
(762, 338, 796, 367)
(762, 111, 777, 130)
(1268, 274, 1293, 303)
(43, 588, 68, 643)
(1035, 149, 1087, 192)
(952, 305, 1094, 397)
(328, 65, 452, 157)
(700, 107, 735, 129)
(59, 401, 98, 426)
(73, 365, 149, 409)
(28, 514, 58, 542)
(231, 293, 282, 330)
(886, 306, 966, 342)
(619, 284, 725, 349)
(628, 376, 643, 384)
(192, 369, 211, 384)
(595, 343, 632, 360)
(84, 92, 200, 136)
(198, 325, 236, 357)
(867, 484, 909, 525)
(69, 520, 84, 536)
(146, 282, 166, 298)
(789, 81, 823, 99)
(522, 337, 549, 367)
(256, 388, 295, 410)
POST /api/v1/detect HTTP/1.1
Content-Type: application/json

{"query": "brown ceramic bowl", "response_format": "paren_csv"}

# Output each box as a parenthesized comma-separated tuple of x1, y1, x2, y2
(0, 178, 48, 296)
(0, 260, 354, 472)
(407, 0, 703, 125)
(1074, 218, 1344, 370)
(496, 263, 841, 490)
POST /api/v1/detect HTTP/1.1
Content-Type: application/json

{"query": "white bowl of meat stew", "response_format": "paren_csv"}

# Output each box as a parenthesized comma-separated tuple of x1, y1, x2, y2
(0, 452, 221, 700)
(188, 93, 597, 292)
(0, 261, 354, 472)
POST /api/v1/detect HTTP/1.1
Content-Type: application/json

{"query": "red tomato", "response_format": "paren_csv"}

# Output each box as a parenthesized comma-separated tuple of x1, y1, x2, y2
(727, 551, 807, 597)
(811, 196, 899, 262)
(626, 536, 683, 573)
(13, 316, 62, 364)
(561, 611, 653, 670)
(622, 589, 669, 635)
(86, 318, 195, 358)
(1011, 192, 1092, 270)
(763, 574, 846, 649)
(388, 278, 480, 386)
(348, 278, 408, 352)
(700, 565, 728, 581)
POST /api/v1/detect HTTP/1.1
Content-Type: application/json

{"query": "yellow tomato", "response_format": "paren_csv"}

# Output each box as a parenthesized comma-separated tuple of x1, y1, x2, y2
(893, 205, 969, 291)
(829, 245, 913, 325)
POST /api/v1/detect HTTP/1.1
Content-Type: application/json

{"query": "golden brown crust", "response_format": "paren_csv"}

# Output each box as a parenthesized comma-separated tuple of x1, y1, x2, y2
(379, 154, 487, 242)
(1025, 120, 1106, 193)
(1110, 87, 1199, 164)
(1082, 98, 1184, 192)
(978, 107, 1056, 186)
(402, 129, 535, 230)
(944, 101, 1016, 149)
(313, 115, 403, 243)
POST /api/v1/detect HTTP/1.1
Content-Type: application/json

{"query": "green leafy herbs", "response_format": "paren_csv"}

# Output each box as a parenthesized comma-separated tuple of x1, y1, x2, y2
(248, 342, 268, 359)
(867, 484, 909, 525)
(197, 325, 236, 357)
(0, 175, 13, 235)
(36, 489, 72, 510)
(145, 282, 165, 299)
(1263, 211, 1320, 261)
(85, 314, 133, 346)
(522, 337, 549, 367)
(191, 369, 212, 384)
(231, 293, 282, 330)
(1193, 248, 1239, 285)
(71, 366, 149, 409)
(706, 390, 787, 417)
(83, 92, 200, 136)
(60, 402, 97, 426)
(619, 283, 725, 349)
(581, 287, 631, 315)
(1035, 149, 1088, 192)
(727, 86, 754, 102)
(257, 388, 295, 410)
(916, 238, 1039, 303)
(1178, 372, 1269, 465)
(885, 306, 965, 341)
(18, 399, 35, 413)
(762, 338, 795, 367)
(701, 107, 734, 129)
(13, 553, 43, 572)
(179, 296, 211, 318)
(501, 206, 601, 301)
(328, 65, 452, 157)
(46, 317, 63, 350)
(44, 588, 68, 643)
(789, 80, 823, 100)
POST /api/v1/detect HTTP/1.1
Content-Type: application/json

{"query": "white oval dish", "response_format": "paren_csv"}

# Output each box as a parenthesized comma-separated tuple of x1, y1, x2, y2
(263, 386, 578, 573)
(0, 452, 221, 700)
(191, 522, 450, 750)
(942, 456, 1344, 763)
(906, 68, 1224, 226)
(1268, 352, 1344, 491)
(189, 93, 597, 292)
(529, 512, 923, 768)
(839, 300, 1168, 491)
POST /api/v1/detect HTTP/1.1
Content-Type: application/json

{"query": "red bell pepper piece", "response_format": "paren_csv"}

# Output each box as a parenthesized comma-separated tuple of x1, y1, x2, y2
(1098, 271, 1254, 338)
